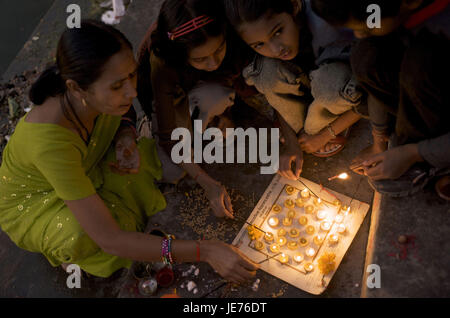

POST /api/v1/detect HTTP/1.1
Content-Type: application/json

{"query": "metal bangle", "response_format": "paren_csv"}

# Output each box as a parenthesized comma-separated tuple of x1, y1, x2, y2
(326, 124, 337, 138)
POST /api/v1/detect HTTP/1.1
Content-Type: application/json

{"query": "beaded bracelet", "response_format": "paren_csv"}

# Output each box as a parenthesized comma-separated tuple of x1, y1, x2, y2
(161, 234, 176, 265)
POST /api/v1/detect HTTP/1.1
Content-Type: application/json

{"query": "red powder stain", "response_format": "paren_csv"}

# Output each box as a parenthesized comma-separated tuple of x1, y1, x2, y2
(387, 235, 422, 262)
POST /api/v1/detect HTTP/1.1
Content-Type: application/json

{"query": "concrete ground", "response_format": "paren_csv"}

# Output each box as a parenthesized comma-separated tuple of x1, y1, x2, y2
(0, 0, 449, 298)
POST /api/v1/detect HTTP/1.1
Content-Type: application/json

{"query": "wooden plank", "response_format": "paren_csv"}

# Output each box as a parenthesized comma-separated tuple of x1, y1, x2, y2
(232, 174, 370, 295)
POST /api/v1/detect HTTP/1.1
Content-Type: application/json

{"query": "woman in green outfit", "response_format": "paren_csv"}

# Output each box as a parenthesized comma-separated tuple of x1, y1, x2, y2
(0, 20, 258, 283)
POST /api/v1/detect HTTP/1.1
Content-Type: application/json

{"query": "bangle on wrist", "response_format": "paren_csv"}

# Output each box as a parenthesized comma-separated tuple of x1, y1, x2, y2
(326, 124, 337, 139)
(161, 234, 176, 265)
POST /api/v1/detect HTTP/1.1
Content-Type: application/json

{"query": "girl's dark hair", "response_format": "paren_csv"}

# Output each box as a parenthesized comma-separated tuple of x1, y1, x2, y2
(29, 19, 132, 105)
(150, 0, 227, 68)
(311, 0, 403, 26)
(223, 0, 296, 30)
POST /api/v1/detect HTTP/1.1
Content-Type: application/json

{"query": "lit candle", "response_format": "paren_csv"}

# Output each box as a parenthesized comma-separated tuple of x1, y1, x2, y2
(287, 241, 298, 250)
(254, 241, 264, 250)
(299, 237, 309, 247)
(333, 199, 342, 208)
(284, 199, 294, 209)
(301, 188, 310, 200)
(272, 204, 282, 213)
(337, 224, 347, 234)
(282, 217, 292, 226)
(285, 186, 296, 195)
(313, 235, 324, 245)
(306, 247, 316, 257)
(277, 236, 287, 246)
(316, 210, 327, 220)
(295, 198, 304, 208)
(341, 205, 350, 215)
(268, 217, 279, 228)
(305, 205, 315, 214)
(329, 234, 339, 244)
(287, 210, 296, 219)
(264, 232, 274, 243)
(306, 225, 316, 235)
(298, 216, 308, 226)
(278, 253, 289, 264)
(313, 197, 323, 207)
(294, 253, 304, 263)
(289, 228, 300, 238)
(304, 262, 314, 272)
(335, 214, 344, 223)
(277, 228, 287, 237)
(320, 221, 331, 231)
(270, 243, 280, 253)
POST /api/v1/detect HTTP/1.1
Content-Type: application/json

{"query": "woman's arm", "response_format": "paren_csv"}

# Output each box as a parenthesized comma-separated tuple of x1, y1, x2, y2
(65, 194, 257, 283)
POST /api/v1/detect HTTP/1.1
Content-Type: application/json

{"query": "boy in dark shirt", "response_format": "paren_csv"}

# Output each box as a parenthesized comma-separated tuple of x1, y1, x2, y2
(311, 0, 450, 198)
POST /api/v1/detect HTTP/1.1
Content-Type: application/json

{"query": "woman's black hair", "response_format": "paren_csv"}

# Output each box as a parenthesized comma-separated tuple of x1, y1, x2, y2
(150, 0, 227, 68)
(310, 0, 403, 26)
(29, 19, 132, 105)
(223, 0, 296, 30)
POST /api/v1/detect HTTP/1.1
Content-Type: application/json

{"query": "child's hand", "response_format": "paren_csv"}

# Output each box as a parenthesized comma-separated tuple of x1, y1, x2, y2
(278, 143, 303, 180)
(362, 144, 422, 180)
(205, 181, 234, 219)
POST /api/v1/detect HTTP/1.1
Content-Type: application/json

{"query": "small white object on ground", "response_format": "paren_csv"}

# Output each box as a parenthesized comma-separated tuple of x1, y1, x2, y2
(187, 281, 197, 292)
(251, 278, 260, 291)
(101, 0, 126, 25)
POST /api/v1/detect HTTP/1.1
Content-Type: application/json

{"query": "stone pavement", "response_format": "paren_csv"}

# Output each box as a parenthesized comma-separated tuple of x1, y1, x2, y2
(0, 0, 448, 298)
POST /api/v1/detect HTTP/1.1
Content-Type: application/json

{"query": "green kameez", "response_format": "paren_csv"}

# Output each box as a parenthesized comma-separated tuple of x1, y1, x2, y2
(0, 113, 166, 277)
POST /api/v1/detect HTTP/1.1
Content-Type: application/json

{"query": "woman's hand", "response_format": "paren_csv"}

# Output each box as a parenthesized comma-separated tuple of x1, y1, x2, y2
(109, 130, 140, 175)
(278, 143, 304, 180)
(204, 181, 234, 219)
(298, 130, 332, 154)
(201, 240, 259, 284)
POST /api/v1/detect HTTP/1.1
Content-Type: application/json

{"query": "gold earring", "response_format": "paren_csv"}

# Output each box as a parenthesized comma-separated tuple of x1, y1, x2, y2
(82, 99, 87, 107)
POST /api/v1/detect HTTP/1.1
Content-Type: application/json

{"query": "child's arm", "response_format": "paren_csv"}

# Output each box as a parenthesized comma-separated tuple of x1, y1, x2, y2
(276, 111, 304, 180)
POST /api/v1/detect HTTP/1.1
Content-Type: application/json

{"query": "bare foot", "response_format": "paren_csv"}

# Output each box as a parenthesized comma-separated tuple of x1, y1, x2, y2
(318, 143, 341, 153)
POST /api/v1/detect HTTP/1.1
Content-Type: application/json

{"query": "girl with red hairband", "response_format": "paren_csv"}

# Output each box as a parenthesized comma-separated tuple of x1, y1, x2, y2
(136, 0, 258, 220)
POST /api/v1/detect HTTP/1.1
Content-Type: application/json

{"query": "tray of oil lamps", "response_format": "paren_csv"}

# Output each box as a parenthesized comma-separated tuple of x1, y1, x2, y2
(232, 174, 370, 295)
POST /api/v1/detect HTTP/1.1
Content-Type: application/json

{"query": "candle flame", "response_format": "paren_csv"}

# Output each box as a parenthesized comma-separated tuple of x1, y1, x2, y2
(328, 172, 350, 181)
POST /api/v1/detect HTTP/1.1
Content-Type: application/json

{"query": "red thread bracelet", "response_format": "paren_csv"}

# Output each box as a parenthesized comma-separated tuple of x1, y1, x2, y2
(193, 172, 201, 182)
(196, 241, 201, 262)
